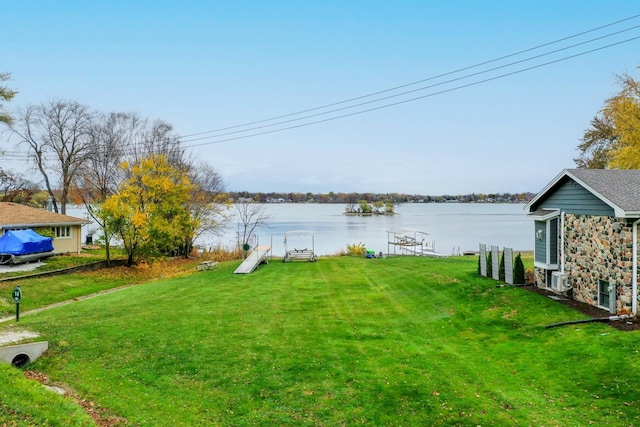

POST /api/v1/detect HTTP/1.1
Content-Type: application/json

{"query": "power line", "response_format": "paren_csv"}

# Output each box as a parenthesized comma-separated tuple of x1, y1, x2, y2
(178, 24, 640, 144)
(180, 14, 640, 139)
(180, 35, 640, 149)
(4, 15, 640, 160)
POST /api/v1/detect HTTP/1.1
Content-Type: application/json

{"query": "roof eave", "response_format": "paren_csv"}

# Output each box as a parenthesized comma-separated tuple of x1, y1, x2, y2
(619, 211, 640, 219)
(2, 221, 90, 230)
(525, 169, 628, 215)
(523, 169, 570, 212)
(527, 209, 560, 221)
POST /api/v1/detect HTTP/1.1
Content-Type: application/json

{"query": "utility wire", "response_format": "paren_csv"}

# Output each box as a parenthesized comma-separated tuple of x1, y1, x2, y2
(12, 30, 638, 161)
(178, 25, 640, 144)
(181, 35, 640, 149)
(180, 14, 640, 139)
(5, 16, 640, 161)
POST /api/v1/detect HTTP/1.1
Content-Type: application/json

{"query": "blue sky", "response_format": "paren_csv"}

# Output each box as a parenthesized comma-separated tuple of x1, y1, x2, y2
(3, 1, 640, 195)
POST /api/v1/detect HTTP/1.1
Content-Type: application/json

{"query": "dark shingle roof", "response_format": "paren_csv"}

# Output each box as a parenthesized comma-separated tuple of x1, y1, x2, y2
(567, 168, 640, 212)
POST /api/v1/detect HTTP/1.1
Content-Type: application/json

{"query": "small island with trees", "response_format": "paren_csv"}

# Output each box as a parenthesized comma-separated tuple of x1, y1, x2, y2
(344, 200, 395, 216)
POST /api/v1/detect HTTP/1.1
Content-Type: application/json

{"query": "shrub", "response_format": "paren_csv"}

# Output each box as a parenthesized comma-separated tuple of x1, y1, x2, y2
(200, 244, 244, 262)
(346, 242, 367, 256)
(514, 253, 525, 284)
(499, 251, 505, 282)
(486, 251, 492, 278)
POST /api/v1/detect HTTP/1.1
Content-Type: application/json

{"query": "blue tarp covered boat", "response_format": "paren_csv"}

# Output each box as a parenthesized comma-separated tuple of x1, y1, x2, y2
(0, 229, 55, 264)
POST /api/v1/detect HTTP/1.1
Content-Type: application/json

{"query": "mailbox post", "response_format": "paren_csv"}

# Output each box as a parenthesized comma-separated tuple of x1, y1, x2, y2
(12, 286, 22, 322)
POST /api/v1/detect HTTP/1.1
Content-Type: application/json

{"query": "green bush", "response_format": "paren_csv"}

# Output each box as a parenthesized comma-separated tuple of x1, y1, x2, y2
(33, 227, 55, 238)
(499, 251, 505, 282)
(486, 251, 492, 278)
(514, 253, 525, 284)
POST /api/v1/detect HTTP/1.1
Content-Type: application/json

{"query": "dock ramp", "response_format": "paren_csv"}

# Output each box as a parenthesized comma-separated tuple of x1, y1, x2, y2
(234, 246, 271, 274)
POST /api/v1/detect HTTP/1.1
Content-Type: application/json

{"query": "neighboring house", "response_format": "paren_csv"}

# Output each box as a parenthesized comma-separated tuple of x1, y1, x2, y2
(0, 202, 91, 254)
(524, 169, 640, 316)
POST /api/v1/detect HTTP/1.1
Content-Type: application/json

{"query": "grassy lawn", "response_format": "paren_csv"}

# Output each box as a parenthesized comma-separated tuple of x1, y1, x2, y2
(0, 258, 198, 318)
(2, 255, 640, 425)
(0, 364, 94, 426)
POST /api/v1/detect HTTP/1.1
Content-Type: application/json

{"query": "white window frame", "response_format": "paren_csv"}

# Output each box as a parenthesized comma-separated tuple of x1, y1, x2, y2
(533, 211, 560, 270)
(51, 226, 72, 239)
(598, 279, 612, 311)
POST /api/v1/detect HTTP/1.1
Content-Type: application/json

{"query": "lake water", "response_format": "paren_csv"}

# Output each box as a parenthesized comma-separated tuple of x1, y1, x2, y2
(212, 203, 533, 257)
(68, 203, 533, 257)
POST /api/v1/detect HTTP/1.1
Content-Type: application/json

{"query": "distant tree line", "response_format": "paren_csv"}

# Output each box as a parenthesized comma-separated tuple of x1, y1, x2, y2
(229, 191, 535, 204)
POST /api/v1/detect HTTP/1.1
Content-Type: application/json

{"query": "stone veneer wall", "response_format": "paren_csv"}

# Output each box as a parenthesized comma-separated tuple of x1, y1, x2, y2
(533, 267, 547, 289)
(563, 214, 636, 314)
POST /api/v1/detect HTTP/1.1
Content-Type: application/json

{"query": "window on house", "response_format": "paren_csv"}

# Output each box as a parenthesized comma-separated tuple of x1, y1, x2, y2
(598, 279, 610, 308)
(51, 226, 71, 238)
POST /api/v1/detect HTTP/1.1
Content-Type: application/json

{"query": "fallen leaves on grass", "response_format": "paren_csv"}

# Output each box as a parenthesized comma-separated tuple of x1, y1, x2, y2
(23, 370, 129, 426)
(81, 258, 200, 283)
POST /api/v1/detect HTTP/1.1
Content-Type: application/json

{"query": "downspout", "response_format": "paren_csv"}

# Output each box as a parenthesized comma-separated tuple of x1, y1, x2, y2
(632, 219, 640, 316)
(560, 212, 565, 273)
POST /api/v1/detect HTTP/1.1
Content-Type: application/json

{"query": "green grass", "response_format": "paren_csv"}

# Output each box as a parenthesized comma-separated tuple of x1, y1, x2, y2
(0, 256, 194, 318)
(0, 267, 134, 318)
(3, 255, 640, 425)
(0, 364, 94, 426)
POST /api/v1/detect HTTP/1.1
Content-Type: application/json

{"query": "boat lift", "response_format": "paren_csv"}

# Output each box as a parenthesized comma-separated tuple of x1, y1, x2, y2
(283, 230, 318, 262)
(387, 229, 447, 257)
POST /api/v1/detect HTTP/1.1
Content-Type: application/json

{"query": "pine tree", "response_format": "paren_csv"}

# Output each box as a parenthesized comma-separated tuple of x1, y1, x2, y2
(514, 253, 525, 284)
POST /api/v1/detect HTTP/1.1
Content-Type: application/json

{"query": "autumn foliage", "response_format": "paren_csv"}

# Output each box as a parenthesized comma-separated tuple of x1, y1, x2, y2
(100, 155, 198, 265)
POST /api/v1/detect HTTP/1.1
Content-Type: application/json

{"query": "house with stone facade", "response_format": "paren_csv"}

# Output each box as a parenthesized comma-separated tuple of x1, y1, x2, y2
(524, 169, 640, 316)
(0, 202, 90, 255)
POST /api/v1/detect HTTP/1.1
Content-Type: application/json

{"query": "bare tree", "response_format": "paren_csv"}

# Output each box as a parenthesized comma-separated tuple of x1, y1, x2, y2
(73, 111, 141, 265)
(574, 115, 618, 169)
(10, 99, 93, 214)
(187, 161, 232, 255)
(76, 112, 186, 201)
(235, 201, 273, 253)
(125, 118, 186, 170)
(74, 112, 131, 205)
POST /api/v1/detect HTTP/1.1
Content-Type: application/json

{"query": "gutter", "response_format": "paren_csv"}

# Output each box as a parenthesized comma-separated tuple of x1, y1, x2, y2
(2, 222, 90, 229)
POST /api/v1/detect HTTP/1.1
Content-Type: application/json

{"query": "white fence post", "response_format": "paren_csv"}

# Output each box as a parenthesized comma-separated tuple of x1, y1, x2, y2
(504, 247, 513, 284)
(479, 244, 487, 277)
(491, 246, 500, 281)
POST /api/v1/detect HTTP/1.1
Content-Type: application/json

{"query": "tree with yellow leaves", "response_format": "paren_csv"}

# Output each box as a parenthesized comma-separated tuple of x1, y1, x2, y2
(576, 70, 640, 169)
(606, 73, 640, 169)
(100, 154, 197, 265)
